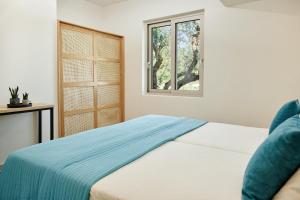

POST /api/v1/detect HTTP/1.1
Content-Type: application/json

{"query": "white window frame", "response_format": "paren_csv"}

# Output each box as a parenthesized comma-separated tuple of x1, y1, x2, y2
(144, 10, 204, 97)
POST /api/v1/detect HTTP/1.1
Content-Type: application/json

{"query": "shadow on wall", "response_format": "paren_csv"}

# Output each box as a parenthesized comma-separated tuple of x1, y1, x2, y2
(232, 0, 300, 16)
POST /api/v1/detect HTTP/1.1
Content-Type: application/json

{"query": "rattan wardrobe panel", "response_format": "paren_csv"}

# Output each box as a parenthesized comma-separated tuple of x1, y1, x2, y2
(61, 29, 93, 56)
(63, 87, 94, 111)
(95, 35, 120, 60)
(96, 61, 120, 82)
(64, 112, 94, 136)
(97, 85, 120, 106)
(98, 107, 121, 127)
(58, 22, 124, 137)
(63, 59, 93, 82)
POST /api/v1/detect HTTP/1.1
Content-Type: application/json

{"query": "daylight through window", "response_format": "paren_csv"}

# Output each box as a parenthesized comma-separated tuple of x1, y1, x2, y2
(147, 11, 204, 96)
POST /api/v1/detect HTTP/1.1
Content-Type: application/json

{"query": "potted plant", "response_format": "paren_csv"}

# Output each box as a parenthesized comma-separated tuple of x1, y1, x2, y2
(9, 86, 20, 105)
(22, 92, 30, 105)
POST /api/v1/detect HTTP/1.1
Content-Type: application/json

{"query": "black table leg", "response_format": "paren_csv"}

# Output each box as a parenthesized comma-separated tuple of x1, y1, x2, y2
(50, 108, 54, 140)
(38, 110, 42, 143)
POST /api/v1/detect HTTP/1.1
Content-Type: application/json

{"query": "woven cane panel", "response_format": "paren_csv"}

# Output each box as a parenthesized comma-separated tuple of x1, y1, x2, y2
(59, 22, 124, 137)
(97, 85, 120, 106)
(98, 107, 121, 127)
(96, 61, 120, 82)
(64, 87, 94, 111)
(64, 112, 94, 136)
(63, 59, 93, 82)
(95, 36, 120, 60)
(62, 29, 93, 56)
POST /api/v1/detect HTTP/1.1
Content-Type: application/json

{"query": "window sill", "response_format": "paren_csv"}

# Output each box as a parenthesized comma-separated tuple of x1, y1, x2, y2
(143, 91, 203, 98)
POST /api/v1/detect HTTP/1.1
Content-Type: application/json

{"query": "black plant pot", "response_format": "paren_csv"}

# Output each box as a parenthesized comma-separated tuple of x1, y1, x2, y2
(10, 98, 20, 105)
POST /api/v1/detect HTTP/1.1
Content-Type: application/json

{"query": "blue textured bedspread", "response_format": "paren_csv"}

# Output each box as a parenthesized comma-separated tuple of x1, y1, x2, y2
(0, 115, 206, 200)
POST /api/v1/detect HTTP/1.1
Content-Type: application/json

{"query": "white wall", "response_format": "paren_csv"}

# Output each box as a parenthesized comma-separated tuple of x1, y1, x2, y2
(98, 0, 300, 128)
(0, 0, 57, 164)
(57, 0, 104, 30)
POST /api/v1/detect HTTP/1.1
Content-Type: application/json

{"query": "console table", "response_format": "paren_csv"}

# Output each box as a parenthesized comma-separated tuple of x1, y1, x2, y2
(0, 103, 54, 143)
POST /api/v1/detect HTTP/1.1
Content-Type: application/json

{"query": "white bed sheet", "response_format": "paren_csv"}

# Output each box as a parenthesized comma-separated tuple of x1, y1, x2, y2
(89, 122, 269, 200)
(90, 142, 251, 200)
(176, 122, 268, 154)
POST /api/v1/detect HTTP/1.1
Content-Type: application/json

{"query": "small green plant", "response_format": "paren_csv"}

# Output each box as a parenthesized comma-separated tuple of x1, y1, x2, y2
(9, 86, 19, 99)
(23, 92, 29, 100)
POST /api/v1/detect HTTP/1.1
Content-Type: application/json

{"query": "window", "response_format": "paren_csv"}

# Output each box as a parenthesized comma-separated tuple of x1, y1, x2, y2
(146, 11, 204, 96)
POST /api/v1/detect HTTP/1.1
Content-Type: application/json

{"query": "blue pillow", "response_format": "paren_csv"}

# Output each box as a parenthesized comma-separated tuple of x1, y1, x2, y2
(242, 114, 300, 200)
(269, 99, 300, 134)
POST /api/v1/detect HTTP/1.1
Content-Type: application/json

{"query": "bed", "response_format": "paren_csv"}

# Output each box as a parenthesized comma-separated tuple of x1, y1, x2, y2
(90, 122, 268, 200)
(0, 115, 269, 200)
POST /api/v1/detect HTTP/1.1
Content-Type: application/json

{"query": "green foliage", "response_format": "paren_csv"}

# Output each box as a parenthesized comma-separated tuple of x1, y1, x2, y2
(23, 92, 29, 100)
(151, 20, 201, 91)
(9, 86, 19, 99)
(152, 26, 171, 89)
(176, 20, 201, 90)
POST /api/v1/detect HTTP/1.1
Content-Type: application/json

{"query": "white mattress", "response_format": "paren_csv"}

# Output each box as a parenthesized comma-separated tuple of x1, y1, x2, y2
(90, 122, 269, 200)
(176, 122, 268, 154)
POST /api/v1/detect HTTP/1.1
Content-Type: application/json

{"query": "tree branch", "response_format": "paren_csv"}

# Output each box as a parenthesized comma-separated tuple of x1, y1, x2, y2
(163, 80, 171, 90)
(152, 41, 164, 89)
(177, 73, 199, 89)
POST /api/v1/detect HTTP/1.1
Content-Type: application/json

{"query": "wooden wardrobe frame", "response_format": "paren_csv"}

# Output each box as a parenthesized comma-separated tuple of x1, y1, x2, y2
(57, 21, 125, 137)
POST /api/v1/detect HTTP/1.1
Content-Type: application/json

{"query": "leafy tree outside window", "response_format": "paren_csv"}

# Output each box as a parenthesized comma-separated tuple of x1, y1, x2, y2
(151, 25, 171, 90)
(147, 12, 204, 95)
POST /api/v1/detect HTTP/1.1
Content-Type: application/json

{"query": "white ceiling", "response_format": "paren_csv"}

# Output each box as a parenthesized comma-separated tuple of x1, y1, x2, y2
(220, 0, 261, 6)
(86, 0, 127, 6)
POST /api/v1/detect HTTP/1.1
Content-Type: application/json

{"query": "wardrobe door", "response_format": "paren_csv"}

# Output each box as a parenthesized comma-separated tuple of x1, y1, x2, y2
(94, 33, 123, 127)
(58, 22, 124, 137)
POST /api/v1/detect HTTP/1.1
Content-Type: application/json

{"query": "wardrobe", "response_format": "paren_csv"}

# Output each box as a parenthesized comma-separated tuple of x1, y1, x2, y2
(57, 21, 124, 137)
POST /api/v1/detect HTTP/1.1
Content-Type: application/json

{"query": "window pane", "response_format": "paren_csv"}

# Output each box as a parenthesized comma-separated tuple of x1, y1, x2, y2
(151, 25, 171, 90)
(176, 20, 201, 91)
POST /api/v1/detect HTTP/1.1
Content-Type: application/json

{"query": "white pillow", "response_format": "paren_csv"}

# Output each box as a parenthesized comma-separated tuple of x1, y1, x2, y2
(273, 168, 300, 200)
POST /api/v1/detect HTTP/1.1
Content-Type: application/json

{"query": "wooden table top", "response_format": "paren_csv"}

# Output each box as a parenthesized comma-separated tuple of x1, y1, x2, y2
(0, 103, 54, 114)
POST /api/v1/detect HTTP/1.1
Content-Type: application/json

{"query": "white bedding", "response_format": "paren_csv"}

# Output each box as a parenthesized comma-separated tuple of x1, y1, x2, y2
(176, 122, 268, 154)
(90, 122, 268, 200)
